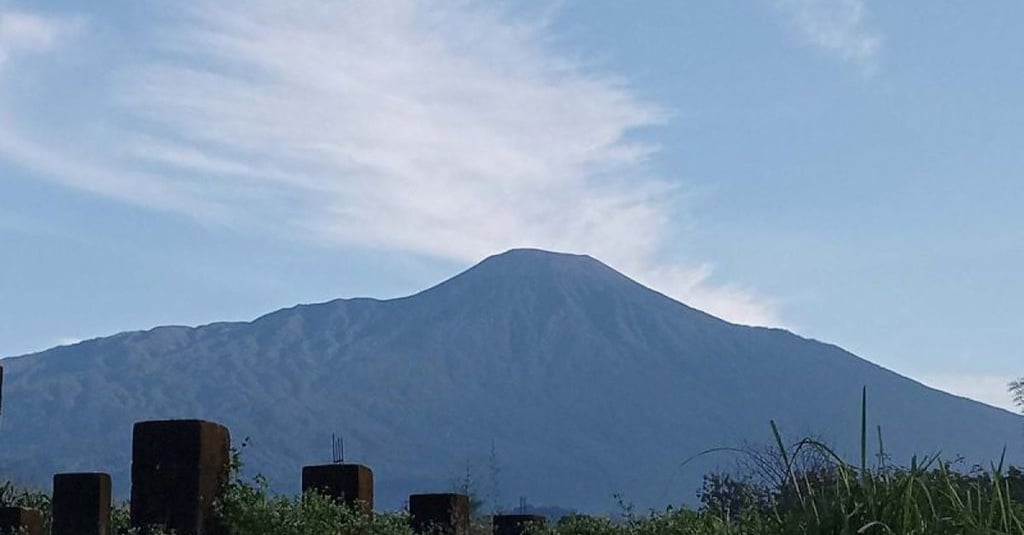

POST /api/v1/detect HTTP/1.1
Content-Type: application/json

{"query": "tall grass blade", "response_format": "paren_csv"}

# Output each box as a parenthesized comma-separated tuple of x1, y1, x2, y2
(876, 424, 885, 470)
(860, 386, 868, 479)
(770, 419, 804, 506)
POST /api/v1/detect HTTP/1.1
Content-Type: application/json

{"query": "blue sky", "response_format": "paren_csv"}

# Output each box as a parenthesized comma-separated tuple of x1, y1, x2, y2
(0, 1, 1020, 410)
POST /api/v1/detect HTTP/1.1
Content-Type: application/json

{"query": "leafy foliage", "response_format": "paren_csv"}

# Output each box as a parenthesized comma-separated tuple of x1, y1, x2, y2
(1011, 378, 1024, 413)
(217, 474, 411, 535)
(211, 440, 416, 535)
(3, 458, 1024, 534)
(0, 481, 52, 534)
(3, 389, 1024, 534)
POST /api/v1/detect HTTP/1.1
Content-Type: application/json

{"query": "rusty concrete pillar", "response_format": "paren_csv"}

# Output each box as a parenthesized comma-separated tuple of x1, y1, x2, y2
(301, 464, 373, 514)
(130, 419, 230, 535)
(52, 472, 112, 535)
(409, 493, 470, 535)
(0, 507, 42, 535)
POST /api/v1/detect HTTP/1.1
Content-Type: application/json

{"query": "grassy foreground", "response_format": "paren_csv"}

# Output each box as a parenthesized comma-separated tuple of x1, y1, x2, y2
(3, 391, 1023, 534)
(4, 445, 1022, 534)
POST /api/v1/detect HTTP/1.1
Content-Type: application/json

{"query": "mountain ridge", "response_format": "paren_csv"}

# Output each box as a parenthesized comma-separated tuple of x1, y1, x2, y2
(5, 249, 727, 360)
(0, 249, 1020, 511)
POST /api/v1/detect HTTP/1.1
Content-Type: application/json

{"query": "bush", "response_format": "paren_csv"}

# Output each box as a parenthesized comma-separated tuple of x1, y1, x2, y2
(215, 473, 414, 535)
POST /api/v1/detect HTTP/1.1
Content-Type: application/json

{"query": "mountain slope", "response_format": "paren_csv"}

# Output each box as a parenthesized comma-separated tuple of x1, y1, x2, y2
(0, 249, 1020, 510)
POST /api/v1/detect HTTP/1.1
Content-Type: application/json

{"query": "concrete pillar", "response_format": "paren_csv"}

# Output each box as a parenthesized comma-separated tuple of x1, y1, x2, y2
(409, 493, 470, 535)
(0, 507, 42, 535)
(52, 472, 112, 535)
(130, 419, 230, 535)
(301, 464, 373, 514)
(493, 514, 546, 535)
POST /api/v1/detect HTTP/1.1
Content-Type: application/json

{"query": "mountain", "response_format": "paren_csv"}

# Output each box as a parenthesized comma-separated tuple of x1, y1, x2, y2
(0, 249, 1021, 511)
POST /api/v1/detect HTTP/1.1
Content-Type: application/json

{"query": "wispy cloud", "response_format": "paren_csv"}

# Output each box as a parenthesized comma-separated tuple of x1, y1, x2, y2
(0, 10, 78, 67)
(918, 373, 1019, 413)
(0, 1, 779, 326)
(56, 337, 82, 347)
(772, 0, 882, 73)
(628, 263, 780, 327)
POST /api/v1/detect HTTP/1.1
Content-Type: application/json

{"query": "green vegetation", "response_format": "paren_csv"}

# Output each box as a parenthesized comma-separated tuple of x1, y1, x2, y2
(0, 481, 51, 534)
(4, 440, 1022, 534)
(3, 388, 1023, 534)
(1011, 378, 1024, 413)
(216, 476, 412, 535)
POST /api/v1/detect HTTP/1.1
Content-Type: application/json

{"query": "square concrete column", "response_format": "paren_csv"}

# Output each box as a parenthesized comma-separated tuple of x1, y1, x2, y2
(409, 493, 469, 535)
(130, 419, 231, 535)
(301, 464, 373, 513)
(493, 514, 546, 535)
(0, 507, 42, 535)
(52, 472, 112, 535)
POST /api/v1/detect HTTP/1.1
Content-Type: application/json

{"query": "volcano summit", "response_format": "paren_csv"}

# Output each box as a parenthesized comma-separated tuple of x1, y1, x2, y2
(0, 249, 1020, 510)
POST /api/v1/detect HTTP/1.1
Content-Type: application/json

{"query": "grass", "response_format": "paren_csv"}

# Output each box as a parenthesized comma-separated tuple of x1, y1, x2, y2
(669, 387, 1024, 534)
(2, 388, 1022, 534)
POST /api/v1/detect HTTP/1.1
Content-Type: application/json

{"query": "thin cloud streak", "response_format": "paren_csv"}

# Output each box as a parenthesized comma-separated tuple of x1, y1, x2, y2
(772, 0, 882, 73)
(0, 10, 75, 66)
(0, 1, 780, 326)
(918, 373, 1019, 413)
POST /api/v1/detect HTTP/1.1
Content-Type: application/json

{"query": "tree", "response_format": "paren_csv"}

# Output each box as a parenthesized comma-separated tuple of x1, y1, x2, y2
(1010, 378, 1024, 413)
(452, 460, 486, 518)
(485, 439, 502, 515)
